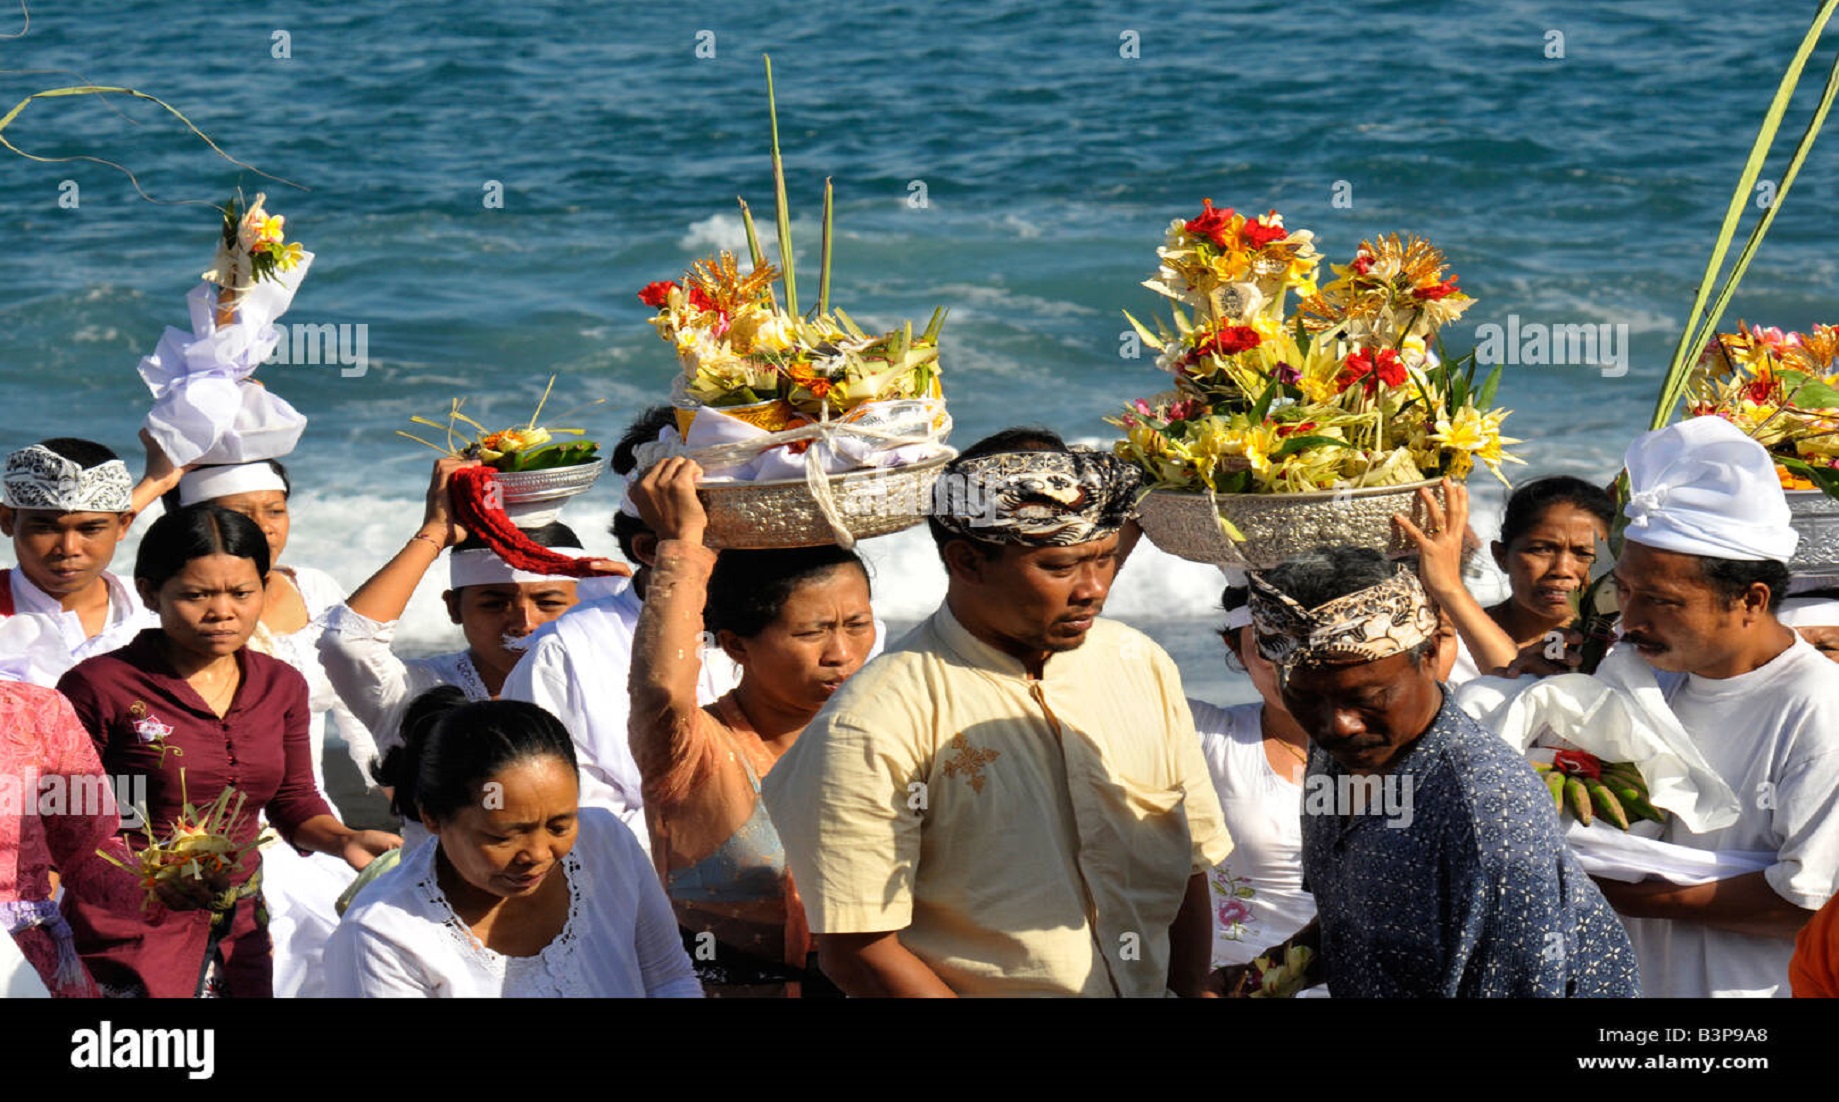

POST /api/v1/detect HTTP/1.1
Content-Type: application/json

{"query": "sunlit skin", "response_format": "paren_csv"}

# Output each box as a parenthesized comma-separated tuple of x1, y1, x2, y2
(1488, 502, 1607, 648)
(1277, 637, 1446, 777)
(718, 567, 876, 750)
(944, 536, 1119, 676)
(443, 581, 580, 695)
(1226, 624, 1311, 783)
(1611, 541, 1794, 679)
(0, 507, 133, 636)
(211, 488, 310, 633)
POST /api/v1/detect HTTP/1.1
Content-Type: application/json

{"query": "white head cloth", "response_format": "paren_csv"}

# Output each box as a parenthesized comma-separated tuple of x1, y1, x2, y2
(1778, 597, 1839, 629)
(2, 445, 133, 513)
(1622, 416, 1798, 563)
(138, 261, 314, 468)
(449, 544, 584, 589)
(177, 462, 289, 507)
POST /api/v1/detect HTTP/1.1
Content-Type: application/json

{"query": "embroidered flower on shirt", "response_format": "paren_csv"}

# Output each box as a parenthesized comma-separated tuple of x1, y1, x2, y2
(1211, 869, 1258, 942)
(942, 734, 1001, 794)
(130, 707, 181, 765)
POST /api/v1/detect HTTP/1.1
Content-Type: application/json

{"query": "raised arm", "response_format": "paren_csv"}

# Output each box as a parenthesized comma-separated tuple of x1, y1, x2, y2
(625, 457, 719, 796)
(1395, 479, 1519, 675)
(345, 457, 474, 623)
(129, 429, 187, 520)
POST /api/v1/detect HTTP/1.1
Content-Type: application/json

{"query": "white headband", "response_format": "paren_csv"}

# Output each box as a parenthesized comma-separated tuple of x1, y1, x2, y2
(449, 546, 585, 589)
(177, 462, 289, 507)
(1224, 606, 1254, 630)
(2, 445, 133, 513)
(1622, 417, 1798, 563)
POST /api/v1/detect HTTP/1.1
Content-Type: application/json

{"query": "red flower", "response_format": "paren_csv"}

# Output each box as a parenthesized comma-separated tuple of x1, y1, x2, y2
(1350, 254, 1375, 277)
(1185, 198, 1235, 248)
(1336, 348, 1407, 395)
(1552, 749, 1602, 780)
(638, 280, 679, 308)
(1413, 278, 1460, 301)
(1240, 219, 1289, 250)
(1193, 325, 1263, 360)
(687, 286, 719, 314)
(1275, 421, 1317, 438)
(1744, 379, 1776, 404)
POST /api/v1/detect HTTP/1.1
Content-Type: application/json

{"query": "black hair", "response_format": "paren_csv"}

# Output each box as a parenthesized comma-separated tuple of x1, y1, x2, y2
(926, 426, 1071, 561)
(35, 437, 120, 469)
(159, 458, 292, 516)
(133, 503, 271, 590)
(453, 520, 581, 556)
(1260, 546, 1431, 668)
(608, 405, 679, 561)
(706, 545, 870, 638)
(373, 689, 579, 824)
(1698, 555, 1791, 612)
(1217, 584, 1251, 670)
(1499, 475, 1615, 548)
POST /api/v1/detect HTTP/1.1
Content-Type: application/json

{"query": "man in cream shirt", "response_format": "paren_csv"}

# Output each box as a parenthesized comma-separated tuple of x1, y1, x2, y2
(764, 430, 1231, 997)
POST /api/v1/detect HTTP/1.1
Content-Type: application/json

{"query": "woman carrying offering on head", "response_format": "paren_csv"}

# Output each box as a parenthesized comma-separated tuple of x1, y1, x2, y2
(626, 457, 877, 996)
(326, 691, 701, 997)
(56, 504, 401, 998)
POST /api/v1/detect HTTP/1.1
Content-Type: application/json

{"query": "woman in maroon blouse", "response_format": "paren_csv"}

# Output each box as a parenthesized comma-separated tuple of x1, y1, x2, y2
(58, 504, 400, 997)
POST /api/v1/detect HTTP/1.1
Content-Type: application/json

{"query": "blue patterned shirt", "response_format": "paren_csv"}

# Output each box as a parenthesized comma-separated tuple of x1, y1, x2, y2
(1301, 692, 1639, 997)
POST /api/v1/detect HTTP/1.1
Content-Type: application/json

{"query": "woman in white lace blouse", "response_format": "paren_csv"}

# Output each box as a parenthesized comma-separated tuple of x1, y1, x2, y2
(324, 691, 700, 997)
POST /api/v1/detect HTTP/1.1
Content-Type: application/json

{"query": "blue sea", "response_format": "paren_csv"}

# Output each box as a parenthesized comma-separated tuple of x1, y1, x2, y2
(5, 0, 1838, 702)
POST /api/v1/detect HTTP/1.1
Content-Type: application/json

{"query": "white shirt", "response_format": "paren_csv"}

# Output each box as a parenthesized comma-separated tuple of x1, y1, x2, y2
(316, 603, 496, 759)
(323, 808, 702, 998)
(1191, 699, 1322, 989)
(501, 580, 739, 839)
(248, 566, 380, 789)
(1625, 635, 1839, 997)
(0, 568, 155, 686)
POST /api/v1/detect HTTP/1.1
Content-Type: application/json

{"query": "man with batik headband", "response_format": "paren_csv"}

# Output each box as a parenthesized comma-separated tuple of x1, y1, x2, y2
(1218, 546, 1638, 998)
(764, 428, 1232, 997)
(0, 436, 183, 685)
(1600, 416, 1839, 998)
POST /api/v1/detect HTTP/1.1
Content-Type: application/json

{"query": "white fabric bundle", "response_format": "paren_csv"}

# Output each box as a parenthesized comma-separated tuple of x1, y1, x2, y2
(138, 256, 314, 467)
(1621, 416, 1798, 562)
(1453, 648, 1754, 884)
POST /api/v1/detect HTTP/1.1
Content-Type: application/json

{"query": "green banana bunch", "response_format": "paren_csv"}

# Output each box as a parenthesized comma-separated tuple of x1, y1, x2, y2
(1531, 756, 1667, 831)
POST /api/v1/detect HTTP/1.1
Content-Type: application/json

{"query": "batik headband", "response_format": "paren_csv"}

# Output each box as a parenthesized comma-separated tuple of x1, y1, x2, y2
(2, 445, 133, 513)
(929, 449, 1142, 546)
(177, 462, 289, 507)
(1247, 566, 1438, 673)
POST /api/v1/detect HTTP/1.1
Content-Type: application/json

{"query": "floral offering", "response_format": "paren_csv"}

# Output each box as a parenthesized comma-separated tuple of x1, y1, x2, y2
(1688, 322, 1839, 492)
(399, 376, 602, 473)
(1111, 201, 1518, 495)
(96, 776, 253, 912)
(640, 253, 946, 430)
(201, 192, 303, 310)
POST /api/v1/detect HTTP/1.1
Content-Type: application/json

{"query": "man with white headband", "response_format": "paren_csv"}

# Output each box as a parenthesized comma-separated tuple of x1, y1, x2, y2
(764, 428, 1231, 997)
(1225, 546, 1638, 998)
(317, 460, 593, 831)
(1597, 416, 1839, 998)
(0, 436, 182, 685)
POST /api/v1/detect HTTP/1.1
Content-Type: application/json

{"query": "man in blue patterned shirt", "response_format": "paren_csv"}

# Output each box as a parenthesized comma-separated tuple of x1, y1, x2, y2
(1212, 546, 1638, 998)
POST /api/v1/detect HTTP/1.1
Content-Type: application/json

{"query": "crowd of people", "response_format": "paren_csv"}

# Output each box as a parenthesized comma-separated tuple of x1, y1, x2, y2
(2, 406, 1837, 999)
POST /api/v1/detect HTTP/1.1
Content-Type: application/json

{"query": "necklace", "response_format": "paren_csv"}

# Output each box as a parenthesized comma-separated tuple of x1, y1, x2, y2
(1271, 736, 1309, 767)
(194, 669, 239, 715)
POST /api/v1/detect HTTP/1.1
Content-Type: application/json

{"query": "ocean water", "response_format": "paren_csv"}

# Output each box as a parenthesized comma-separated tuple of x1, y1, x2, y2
(4, 0, 1837, 703)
